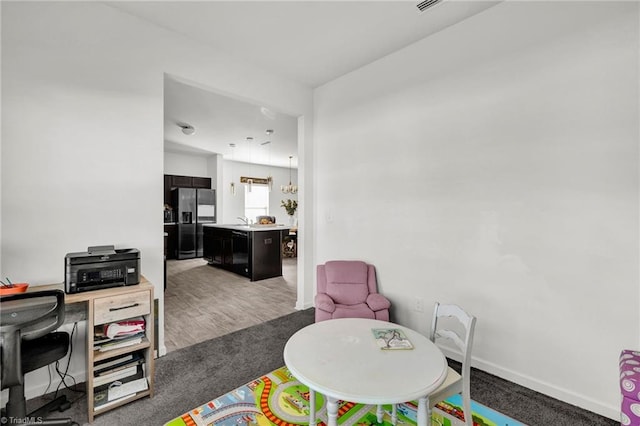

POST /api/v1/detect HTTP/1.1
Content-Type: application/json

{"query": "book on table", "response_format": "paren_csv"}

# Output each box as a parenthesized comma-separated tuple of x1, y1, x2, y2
(371, 328, 414, 350)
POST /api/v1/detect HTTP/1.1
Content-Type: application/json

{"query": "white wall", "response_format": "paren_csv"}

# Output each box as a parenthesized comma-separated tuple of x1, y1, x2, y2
(1, 1, 312, 401)
(221, 160, 298, 224)
(313, 1, 638, 419)
(0, 4, 3, 273)
(164, 151, 210, 178)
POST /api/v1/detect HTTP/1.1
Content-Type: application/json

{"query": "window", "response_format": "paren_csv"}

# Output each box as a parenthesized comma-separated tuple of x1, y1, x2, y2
(245, 185, 269, 222)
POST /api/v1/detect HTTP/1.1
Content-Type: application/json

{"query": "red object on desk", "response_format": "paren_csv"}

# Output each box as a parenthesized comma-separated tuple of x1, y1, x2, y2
(0, 283, 29, 295)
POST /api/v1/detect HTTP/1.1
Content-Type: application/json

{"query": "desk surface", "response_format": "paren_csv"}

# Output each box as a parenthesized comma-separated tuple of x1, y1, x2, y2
(30, 278, 153, 324)
(32, 277, 152, 304)
(283, 318, 447, 405)
(25, 277, 155, 421)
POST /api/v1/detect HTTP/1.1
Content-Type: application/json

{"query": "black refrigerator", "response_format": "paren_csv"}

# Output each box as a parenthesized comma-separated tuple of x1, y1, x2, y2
(196, 188, 216, 257)
(173, 188, 196, 259)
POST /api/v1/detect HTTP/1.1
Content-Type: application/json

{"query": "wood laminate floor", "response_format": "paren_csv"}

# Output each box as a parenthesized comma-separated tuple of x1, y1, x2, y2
(164, 257, 298, 353)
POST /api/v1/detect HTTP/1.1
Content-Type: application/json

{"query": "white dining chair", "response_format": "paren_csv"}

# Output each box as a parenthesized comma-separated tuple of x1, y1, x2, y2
(425, 302, 477, 426)
(384, 302, 476, 426)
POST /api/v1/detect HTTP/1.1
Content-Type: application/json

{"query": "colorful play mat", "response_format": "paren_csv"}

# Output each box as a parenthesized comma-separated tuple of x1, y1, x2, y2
(165, 366, 526, 426)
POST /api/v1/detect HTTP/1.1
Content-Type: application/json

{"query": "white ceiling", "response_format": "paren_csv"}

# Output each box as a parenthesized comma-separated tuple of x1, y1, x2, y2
(164, 76, 299, 168)
(107, 1, 499, 167)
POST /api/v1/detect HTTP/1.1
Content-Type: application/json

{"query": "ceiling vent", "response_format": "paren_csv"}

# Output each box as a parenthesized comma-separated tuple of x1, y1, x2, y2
(416, 0, 443, 13)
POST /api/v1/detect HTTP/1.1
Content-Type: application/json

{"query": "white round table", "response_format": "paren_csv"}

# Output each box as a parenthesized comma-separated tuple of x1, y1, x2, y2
(283, 318, 447, 426)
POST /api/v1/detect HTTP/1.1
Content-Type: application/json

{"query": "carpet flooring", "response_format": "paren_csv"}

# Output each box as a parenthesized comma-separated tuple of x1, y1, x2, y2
(26, 308, 617, 426)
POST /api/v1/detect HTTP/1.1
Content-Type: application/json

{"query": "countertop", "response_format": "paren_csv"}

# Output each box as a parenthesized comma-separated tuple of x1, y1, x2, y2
(203, 223, 290, 232)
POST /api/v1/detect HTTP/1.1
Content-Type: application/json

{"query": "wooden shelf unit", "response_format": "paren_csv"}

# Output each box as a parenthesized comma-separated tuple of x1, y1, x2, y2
(65, 279, 155, 422)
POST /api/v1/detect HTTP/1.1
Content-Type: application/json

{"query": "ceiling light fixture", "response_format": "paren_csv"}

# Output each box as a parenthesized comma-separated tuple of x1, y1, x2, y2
(416, 0, 442, 13)
(281, 155, 298, 194)
(178, 122, 196, 135)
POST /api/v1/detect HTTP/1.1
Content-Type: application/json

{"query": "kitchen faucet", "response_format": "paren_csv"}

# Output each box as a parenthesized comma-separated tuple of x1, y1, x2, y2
(237, 216, 249, 225)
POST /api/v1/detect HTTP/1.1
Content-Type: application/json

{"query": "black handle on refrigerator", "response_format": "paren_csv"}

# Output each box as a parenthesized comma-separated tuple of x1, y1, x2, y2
(181, 212, 193, 224)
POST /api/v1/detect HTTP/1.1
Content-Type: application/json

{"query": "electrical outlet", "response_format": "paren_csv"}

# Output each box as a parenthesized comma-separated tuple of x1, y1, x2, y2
(414, 297, 425, 313)
(326, 211, 334, 223)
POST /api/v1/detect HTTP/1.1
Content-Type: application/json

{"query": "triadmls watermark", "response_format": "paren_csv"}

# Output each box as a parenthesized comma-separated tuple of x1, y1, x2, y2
(1, 416, 45, 424)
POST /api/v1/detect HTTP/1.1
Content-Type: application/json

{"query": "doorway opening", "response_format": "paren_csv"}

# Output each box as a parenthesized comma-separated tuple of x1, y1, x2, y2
(162, 75, 301, 353)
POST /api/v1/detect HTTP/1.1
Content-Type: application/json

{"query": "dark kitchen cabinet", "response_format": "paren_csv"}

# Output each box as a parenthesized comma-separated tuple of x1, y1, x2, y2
(203, 226, 283, 281)
(164, 175, 173, 206)
(171, 175, 192, 188)
(168, 174, 211, 189)
(164, 174, 212, 195)
(230, 229, 249, 277)
(203, 227, 233, 267)
(164, 224, 177, 260)
(192, 176, 212, 189)
(251, 230, 282, 281)
(204, 227, 246, 276)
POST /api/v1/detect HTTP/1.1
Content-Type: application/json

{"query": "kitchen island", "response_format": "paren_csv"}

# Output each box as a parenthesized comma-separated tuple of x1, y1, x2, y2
(202, 224, 290, 281)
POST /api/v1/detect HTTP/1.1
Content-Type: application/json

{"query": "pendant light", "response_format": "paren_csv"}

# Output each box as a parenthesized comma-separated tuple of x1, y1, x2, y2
(263, 129, 274, 192)
(281, 156, 298, 194)
(245, 137, 253, 193)
(229, 143, 236, 195)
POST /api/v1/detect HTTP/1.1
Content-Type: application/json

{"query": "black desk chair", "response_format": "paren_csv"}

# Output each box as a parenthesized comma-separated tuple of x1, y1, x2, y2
(1, 290, 73, 425)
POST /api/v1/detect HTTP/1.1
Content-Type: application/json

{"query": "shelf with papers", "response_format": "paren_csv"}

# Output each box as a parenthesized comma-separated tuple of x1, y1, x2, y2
(34, 278, 156, 423)
(93, 388, 152, 414)
(84, 281, 155, 422)
(93, 337, 151, 363)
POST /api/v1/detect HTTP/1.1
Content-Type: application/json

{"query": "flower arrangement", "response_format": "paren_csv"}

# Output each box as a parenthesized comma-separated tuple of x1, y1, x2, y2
(281, 199, 298, 216)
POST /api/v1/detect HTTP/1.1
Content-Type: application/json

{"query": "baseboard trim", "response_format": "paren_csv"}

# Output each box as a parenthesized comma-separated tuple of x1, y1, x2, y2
(158, 344, 168, 357)
(439, 347, 618, 421)
(21, 367, 87, 403)
(295, 300, 313, 310)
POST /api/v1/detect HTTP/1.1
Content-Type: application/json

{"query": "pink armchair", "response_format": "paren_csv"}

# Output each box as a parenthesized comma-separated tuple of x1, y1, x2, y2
(315, 260, 391, 322)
